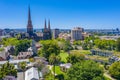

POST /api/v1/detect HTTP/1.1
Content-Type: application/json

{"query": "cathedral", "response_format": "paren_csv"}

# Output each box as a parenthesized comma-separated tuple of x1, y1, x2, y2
(26, 6, 52, 41)
(43, 19, 52, 40)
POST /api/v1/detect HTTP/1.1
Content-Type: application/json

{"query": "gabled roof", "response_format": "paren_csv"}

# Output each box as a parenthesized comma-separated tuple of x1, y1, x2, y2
(25, 67, 39, 80)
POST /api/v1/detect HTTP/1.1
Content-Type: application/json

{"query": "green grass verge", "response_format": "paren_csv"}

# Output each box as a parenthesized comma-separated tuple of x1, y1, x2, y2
(104, 76, 112, 80)
(52, 66, 63, 75)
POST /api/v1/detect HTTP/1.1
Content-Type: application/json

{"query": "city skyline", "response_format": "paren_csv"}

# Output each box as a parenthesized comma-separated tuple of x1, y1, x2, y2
(0, 0, 120, 29)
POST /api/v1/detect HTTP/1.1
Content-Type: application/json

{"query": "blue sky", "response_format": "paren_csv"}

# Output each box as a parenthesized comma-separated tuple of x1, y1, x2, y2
(0, 0, 120, 29)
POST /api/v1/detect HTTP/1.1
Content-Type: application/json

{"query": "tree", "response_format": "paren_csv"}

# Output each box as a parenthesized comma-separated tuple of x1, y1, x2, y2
(73, 40, 82, 45)
(82, 42, 89, 50)
(49, 54, 61, 65)
(18, 61, 27, 71)
(18, 61, 27, 80)
(39, 40, 61, 80)
(63, 41, 73, 52)
(0, 62, 17, 79)
(39, 40, 60, 60)
(15, 39, 31, 55)
(82, 36, 97, 50)
(1, 38, 19, 46)
(94, 39, 116, 50)
(109, 61, 120, 79)
(66, 60, 104, 80)
(49, 54, 61, 80)
(34, 61, 44, 71)
(67, 52, 85, 64)
(116, 38, 120, 51)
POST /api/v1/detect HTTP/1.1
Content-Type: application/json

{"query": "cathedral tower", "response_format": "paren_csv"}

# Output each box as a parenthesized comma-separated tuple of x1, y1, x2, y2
(43, 19, 52, 40)
(27, 5, 33, 36)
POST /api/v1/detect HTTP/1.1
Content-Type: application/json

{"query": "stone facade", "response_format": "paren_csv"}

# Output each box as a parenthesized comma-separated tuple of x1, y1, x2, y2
(43, 19, 52, 40)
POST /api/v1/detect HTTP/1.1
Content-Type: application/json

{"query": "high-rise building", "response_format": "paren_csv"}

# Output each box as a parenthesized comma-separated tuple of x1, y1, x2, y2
(43, 19, 52, 40)
(27, 6, 33, 36)
(71, 27, 84, 40)
(53, 29, 59, 39)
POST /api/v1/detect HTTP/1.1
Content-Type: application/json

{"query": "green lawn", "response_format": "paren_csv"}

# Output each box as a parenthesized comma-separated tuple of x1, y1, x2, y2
(59, 51, 69, 63)
(52, 66, 63, 75)
(59, 50, 91, 63)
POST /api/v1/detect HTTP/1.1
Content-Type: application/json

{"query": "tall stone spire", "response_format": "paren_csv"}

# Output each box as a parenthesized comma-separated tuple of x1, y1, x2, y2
(28, 5, 31, 21)
(48, 19, 50, 30)
(44, 19, 47, 29)
(44, 19, 47, 32)
(27, 5, 33, 36)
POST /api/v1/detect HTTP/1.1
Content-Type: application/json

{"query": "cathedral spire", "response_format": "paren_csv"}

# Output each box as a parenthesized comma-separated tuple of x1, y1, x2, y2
(28, 5, 31, 21)
(27, 5, 33, 35)
(48, 19, 50, 30)
(44, 19, 47, 31)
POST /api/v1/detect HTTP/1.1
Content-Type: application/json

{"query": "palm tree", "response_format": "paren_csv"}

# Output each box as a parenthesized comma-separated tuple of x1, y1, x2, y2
(49, 54, 61, 80)
(34, 61, 44, 78)
(18, 61, 27, 80)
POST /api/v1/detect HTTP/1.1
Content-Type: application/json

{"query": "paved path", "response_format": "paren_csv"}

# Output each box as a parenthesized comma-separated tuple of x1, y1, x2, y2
(48, 65, 57, 75)
(104, 71, 116, 80)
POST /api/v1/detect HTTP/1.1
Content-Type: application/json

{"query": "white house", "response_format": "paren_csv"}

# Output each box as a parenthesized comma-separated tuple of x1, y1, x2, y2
(25, 67, 39, 80)
(60, 63, 72, 72)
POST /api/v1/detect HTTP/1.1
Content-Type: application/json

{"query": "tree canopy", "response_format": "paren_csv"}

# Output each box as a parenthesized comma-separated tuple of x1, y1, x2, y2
(49, 54, 61, 65)
(15, 39, 31, 55)
(67, 52, 85, 64)
(66, 60, 104, 80)
(116, 38, 120, 51)
(94, 39, 116, 50)
(39, 40, 60, 60)
(0, 38, 19, 46)
(109, 61, 120, 79)
(18, 61, 27, 71)
(0, 62, 17, 79)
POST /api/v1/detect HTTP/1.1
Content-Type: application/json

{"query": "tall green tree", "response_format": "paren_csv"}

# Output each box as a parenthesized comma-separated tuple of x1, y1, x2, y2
(39, 40, 60, 60)
(39, 40, 61, 80)
(49, 54, 61, 80)
(67, 52, 85, 64)
(49, 54, 61, 65)
(66, 60, 104, 80)
(109, 61, 120, 79)
(116, 38, 120, 51)
(15, 39, 31, 55)
(1, 38, 19, 46)
(63, 41, 73, 52)
(0, 62, 17, 79)
(94, 39, 116, 50)
(18, 61, 27, 80)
